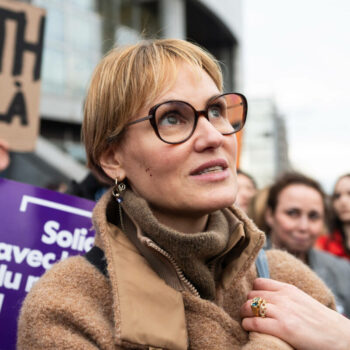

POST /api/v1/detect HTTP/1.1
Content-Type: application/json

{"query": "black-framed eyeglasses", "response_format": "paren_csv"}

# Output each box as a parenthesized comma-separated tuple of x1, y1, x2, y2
(124, 92, 248, 144)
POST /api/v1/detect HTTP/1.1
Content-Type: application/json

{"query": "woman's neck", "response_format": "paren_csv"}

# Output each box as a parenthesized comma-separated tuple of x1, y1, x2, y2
(293, 251, 308, 264)
(271, 235, 308, 264)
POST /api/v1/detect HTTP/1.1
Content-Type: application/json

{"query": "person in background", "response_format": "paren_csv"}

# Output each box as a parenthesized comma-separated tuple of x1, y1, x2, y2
(264, 172, 350, 317)
(66, 171, 109, 201)
(0, 139, 10, 172)
(247, 185, 270, 235)
(317, 173, 350, 261)
(46, 181, 68, 193)
(236, 169, 257, 213)
(18, 39, 336, 349)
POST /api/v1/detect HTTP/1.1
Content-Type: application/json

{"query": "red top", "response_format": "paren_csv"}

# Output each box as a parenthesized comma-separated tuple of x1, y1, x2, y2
(316, 230, 350, 261)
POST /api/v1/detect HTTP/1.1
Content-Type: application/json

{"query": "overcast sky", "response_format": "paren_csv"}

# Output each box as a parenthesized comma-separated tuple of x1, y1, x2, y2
(242, 0, 350, 192)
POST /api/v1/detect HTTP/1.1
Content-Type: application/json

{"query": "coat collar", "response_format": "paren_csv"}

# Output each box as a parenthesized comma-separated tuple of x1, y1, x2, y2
(93, 190, 188, 349)
(92, 190, 265, 349)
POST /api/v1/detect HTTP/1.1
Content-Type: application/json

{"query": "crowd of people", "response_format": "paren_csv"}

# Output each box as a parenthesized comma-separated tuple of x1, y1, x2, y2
(236, 170, 350, 318)
(1, 38, 349, 349)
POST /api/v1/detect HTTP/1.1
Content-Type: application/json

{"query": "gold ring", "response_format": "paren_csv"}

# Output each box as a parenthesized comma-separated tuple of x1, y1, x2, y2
(251, 297, 267, 318)
(259, 299, 267, 318)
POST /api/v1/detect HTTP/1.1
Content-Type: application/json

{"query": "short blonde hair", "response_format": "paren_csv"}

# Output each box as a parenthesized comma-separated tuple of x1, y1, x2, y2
(82, 38, 223, 183)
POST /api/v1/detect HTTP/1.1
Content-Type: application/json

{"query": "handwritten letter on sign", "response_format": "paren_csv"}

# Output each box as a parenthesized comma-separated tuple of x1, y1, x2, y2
(0, 0, 46, 151)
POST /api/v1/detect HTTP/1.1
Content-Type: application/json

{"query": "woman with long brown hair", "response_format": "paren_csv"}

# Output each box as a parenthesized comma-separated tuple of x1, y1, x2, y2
(318, 173, 350, 260)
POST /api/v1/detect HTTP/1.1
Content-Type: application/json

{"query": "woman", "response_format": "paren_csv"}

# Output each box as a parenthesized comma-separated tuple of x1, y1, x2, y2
(18, 39, 335, 349)
(236, 169, 257, 213)
(263, 172, 350, 317)
(317, 173, 350, 260)
(247, 185, 270, 235)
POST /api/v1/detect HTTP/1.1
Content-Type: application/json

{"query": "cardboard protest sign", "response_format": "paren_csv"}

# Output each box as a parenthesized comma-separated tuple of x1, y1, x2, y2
(0, 178, 96, 350)
(0, 0, 46, 151)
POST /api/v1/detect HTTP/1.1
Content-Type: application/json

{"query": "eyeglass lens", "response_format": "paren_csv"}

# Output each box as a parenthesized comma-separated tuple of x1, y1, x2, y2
(154, 93, 245, 143)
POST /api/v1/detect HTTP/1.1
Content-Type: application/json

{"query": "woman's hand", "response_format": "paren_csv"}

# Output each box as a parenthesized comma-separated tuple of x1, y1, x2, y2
(240, 278, 350, 350)
(0, 139, 10, 171)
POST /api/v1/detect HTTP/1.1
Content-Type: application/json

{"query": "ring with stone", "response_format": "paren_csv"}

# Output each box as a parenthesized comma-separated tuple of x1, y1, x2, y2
(251, 297, 267, 317)
(259, 299, 267, 318)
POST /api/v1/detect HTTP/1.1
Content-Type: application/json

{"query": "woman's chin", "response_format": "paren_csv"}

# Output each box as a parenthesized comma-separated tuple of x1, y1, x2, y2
(195, 194, 236, 214)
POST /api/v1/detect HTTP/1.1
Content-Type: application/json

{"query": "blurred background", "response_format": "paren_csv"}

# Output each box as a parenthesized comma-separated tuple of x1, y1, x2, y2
(243, 0, 350, 193)
(2, 0, 349, 193)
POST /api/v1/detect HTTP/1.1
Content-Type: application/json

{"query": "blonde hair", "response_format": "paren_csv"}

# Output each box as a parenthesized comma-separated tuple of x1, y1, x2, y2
(82, 38, 223, 183)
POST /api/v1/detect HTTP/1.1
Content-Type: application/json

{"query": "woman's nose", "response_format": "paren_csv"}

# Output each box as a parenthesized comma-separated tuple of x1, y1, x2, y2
(338, 194, 349, 205)
(298, 216, 310, 231)
(192, 116, 226, 151)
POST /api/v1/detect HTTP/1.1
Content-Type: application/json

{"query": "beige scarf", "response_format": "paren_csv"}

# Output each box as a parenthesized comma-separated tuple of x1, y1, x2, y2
(106, 190, 246, 300)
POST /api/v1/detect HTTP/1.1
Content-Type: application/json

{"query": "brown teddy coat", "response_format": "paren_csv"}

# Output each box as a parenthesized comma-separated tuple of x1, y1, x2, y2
(17, 190, 335, 350)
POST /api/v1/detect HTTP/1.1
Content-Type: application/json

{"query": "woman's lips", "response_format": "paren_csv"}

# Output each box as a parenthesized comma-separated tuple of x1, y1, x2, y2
(196, 165, 224, 175)
(190, 159, 229, 182)
(190, 159, 228, 176)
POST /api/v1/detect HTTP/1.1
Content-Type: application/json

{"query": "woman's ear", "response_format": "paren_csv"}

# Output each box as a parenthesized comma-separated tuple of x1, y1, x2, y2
(99, 146, 126, 181)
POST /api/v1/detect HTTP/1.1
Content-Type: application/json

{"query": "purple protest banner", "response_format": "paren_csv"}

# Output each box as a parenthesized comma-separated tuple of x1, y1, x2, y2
(0, 178, 96, 350)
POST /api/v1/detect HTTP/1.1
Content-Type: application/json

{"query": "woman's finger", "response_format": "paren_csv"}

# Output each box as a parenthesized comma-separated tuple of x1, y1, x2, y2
(0, 146, 10, 171)
(0, 139, 9, 150)
(240, 298, 278, 319)
(241, 315, 282, 337)
(253, 278, 290, 291)
(246, 290, 277, 303)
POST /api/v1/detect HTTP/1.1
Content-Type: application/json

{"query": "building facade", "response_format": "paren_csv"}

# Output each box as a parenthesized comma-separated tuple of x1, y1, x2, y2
(2, 0, 243, 188)
(239, 98, 291, 188)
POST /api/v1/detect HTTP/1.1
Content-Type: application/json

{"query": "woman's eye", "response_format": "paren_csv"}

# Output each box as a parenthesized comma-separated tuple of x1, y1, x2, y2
(333, 193, 340, 200)
(285, 209, 299, 217)
(158, 113, 183, 126)
(309, 211, 322, 221)
(208, 105, 223, 118)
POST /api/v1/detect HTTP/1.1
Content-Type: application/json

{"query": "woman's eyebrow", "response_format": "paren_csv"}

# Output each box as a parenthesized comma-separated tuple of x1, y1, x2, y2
(285, 207, 300, 211)
(206, 93, 222, 102)
(153, 93, 221, 108)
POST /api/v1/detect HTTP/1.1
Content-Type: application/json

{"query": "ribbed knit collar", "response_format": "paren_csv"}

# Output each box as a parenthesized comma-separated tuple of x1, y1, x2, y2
(119, 189, 245, 300)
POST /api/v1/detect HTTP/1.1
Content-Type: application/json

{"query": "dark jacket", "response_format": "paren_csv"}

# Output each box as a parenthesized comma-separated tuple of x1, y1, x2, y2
(309, 248, 350, 317)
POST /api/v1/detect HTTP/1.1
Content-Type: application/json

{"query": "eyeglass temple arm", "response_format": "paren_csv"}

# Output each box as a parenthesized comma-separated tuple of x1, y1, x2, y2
(227, 102, 244, 110)
(126, 115, 153, 126)
(107, 115, 153, 143)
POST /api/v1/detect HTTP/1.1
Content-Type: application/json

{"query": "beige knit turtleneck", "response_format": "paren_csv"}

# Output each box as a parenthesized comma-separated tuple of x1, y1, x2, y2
(108, 189, 246, 300)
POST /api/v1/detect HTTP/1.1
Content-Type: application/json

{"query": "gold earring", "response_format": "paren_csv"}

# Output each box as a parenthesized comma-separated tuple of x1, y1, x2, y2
(112, 178, 126, 203)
